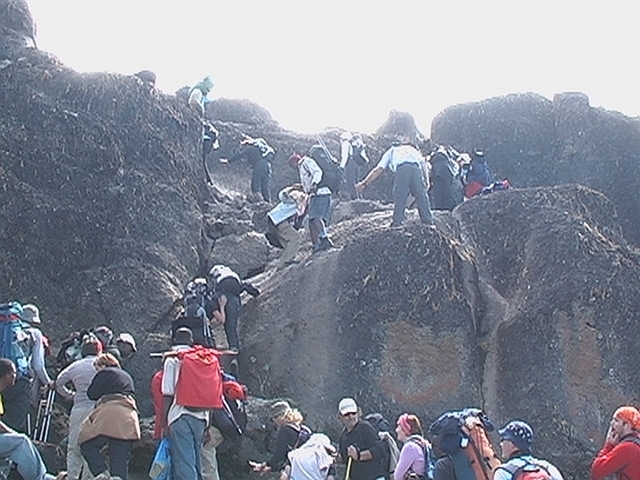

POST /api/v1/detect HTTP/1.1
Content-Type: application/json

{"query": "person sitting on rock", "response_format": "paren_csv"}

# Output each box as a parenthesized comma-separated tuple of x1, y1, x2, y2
(591, 406, 640, 480)
(493, 420, 563, 480)
(461, 148, 493, 199)
(220, 134, 276, 202)
(265, 184, 308, 267)
(356, 133, 435, 231)
(0, 358, 66, 480)
(288, 152, 335, 253)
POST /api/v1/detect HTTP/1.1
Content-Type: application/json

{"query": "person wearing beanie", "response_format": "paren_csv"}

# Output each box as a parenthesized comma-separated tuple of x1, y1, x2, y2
(55, 335, 102, 480)
(494, 420, 563, 480)
(188, 76, 214, 115)
(394, 413, 432, 480)
(591, 406, 640, 480)
(337, 397, 386, 480)
(249, 400, 310, 476)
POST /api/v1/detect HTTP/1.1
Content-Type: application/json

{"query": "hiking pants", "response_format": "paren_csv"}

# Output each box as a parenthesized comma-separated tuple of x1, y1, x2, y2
(80, 435, 133, 480)
(251, 157, 272, 202)
(169, 414, 206, 480)
(277, 221, 301, 265)
(224, 294, 241, 351)
(344, 158, 362, 200)
(1, 376, 31, 433)
(67, 403, 94, 480)
(393, 163, 434, 227)
(201, 436, 221, 480)
(0, 432, 52, 480)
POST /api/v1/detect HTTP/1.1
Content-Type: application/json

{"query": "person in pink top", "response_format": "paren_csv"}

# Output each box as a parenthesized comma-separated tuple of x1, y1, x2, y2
(394, 413, 431, 480)
(591, 405, 640, 480)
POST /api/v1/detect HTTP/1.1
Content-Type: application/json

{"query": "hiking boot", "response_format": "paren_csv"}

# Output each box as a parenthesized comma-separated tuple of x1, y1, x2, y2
(390, 223, 404, 231)
(313, 237, 334, 253)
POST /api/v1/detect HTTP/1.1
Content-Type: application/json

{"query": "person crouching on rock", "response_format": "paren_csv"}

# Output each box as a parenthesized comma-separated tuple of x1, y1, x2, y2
(265, 184, 308, 267)
(79, 353, 140, 480)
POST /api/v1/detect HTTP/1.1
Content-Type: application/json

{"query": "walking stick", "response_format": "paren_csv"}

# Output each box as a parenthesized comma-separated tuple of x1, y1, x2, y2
(344, 456, 352, 480)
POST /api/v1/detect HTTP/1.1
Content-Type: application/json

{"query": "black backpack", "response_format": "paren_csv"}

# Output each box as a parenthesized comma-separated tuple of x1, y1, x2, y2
(364, 412, 398, 480)
(350, 141, 368, 166)
(308, 144, 343, 194)
(171, 278, 214, 347)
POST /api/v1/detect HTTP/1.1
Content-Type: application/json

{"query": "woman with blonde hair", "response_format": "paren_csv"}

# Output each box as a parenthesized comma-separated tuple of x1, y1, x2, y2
(78, 353, 140, 480)
(394, 413, 432, 480)
(249, 400, 311, 476)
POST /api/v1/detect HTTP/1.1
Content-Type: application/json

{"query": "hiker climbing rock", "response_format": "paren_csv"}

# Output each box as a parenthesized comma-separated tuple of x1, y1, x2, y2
(494, 420, 563, 480)
(288, 150, 335, 253)
(591, 406, 640, 480)
(356, 133, 435, 231)
(340, 131, 370, 200)
(188, 76, 214, 115)
(429, 145, 463, 211)
(265, 184, 308, 267)
(220, 134, 275, 202)
(55, 336, 102, 480)
(202, 121, 220, 185)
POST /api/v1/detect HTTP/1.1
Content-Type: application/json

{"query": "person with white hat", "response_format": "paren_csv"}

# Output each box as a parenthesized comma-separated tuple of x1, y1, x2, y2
(337, 398, 386, 480)
(115, 333, 137, 361)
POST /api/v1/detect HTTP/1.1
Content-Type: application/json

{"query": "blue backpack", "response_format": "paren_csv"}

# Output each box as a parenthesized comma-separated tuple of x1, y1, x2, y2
(0, 302, 32, 377)
(408, 436, 436, 480)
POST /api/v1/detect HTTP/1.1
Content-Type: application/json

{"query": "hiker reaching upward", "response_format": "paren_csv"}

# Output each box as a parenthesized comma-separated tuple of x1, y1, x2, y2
(188, 76, 214, 115)
(356, 133, 435, 231)
(340, 131, 370, 200)
(288, 152, 335, 253)
(220, 134, 276, 202)
(394, 413, 431, 480)
(337, 397, 386, 480)
(591, 406, 640, 480)
(494, 420, 563, 480)
(250, 400, 311, 476)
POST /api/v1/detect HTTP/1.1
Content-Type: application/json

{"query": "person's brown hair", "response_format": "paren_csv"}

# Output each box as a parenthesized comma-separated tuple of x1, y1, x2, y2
(94, 353, 120, 369)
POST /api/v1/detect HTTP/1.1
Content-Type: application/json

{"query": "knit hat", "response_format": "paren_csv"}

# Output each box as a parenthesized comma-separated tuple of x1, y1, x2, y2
(614, 406, 640, 429)
(499, 420, 533, 452)
(21, 304, 41, 324)
(270, 400, 292, 420)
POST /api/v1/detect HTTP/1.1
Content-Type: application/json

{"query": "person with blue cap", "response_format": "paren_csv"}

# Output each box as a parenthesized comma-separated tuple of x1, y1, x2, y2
(493, 420, 563, 480)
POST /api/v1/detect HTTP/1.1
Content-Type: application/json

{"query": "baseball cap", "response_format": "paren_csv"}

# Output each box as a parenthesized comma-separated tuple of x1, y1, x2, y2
(116, 333, 137, 352)
(338, 398, 358, 416)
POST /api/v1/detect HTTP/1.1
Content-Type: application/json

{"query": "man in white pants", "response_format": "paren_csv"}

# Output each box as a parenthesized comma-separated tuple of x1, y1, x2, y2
(55, 337, 101, 480)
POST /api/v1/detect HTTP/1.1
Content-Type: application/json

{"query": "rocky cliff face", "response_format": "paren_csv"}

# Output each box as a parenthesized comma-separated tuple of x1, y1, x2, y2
(2, 2, 640, 479)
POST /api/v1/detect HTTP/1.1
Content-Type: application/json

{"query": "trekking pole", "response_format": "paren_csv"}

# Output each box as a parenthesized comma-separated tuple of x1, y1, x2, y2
(344, 457, 352, 480)
(42, 388, 55, 443)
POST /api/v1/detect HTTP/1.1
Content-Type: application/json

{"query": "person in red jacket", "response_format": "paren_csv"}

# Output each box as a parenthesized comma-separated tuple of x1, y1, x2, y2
(591, 405, 640, 480)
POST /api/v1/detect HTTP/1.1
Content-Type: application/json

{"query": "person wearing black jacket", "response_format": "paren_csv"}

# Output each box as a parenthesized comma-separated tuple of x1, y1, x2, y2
(338, 398, 386, 480)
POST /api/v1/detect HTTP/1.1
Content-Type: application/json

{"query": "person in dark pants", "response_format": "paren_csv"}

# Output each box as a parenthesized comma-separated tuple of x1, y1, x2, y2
(429, 146, 461, 211)
(340, 132, 370, 200)
(356, 134, 435, 230)
(221, 134, 275, 202)
(79, 353, 140, 480)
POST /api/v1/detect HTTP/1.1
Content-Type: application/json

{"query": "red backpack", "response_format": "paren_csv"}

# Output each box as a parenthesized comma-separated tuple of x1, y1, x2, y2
(175, 346, 223, 409)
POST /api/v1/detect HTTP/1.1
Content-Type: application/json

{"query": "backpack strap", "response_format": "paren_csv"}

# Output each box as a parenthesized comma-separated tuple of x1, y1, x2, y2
(622, 435, 640, 447)
(495, 458, 550, 480)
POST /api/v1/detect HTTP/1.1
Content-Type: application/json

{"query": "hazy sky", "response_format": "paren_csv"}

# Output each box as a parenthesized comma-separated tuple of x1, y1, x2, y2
(27, 0, 637, 135)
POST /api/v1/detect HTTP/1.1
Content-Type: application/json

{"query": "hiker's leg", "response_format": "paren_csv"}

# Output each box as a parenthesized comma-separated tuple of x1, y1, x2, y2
(107, 438, 133, 480)
(80, 435, 109, 477)
(169, 415, 206, 480)
(67, 404, 93, 480)
(408, 165, 435, 225)
(345, 159, 360, 200)
(278, 222, 301, 264)
(392, 164, 412, 226)
(0, 432, 48, 480)
(261, 161, 272, 202)
(201, 436, 221, 480)
(223, 294, 241, 351)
